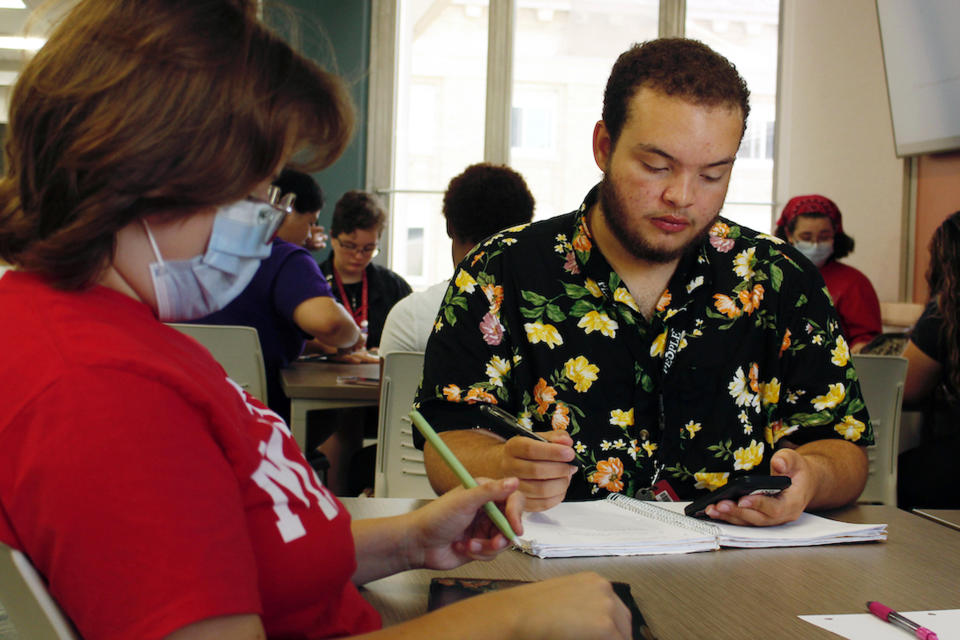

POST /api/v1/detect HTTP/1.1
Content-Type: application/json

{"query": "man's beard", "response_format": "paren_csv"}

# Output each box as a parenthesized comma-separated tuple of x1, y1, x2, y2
(599, 171, 718, 264)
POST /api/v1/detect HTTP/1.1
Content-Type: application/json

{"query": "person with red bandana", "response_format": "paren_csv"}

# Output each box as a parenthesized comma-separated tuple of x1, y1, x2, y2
(774, 194, 881, 352)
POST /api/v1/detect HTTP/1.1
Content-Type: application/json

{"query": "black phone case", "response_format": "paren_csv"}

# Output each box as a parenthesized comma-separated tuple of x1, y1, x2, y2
(684, 475, 791, 518)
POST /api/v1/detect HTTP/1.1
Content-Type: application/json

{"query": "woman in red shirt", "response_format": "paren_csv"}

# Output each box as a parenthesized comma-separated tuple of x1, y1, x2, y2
(0, 2, 629, 639)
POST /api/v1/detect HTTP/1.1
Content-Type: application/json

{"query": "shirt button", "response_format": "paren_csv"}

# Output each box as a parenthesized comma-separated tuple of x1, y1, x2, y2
(639, 429, 649, 440)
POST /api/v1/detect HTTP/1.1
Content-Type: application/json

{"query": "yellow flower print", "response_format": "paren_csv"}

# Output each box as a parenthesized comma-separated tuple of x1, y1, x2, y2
(485, 355, 511, 387)
(524, 322, 563, 349)
(613, 287, 640, 312)
(442, 384, 462, 402)
(642, 441, 657, 457)
(831, 336, 850, 367)
(578, 310, 619, 338)
(733, 247, 756, 280)
(686, 275, 704, 293)
(835, 415, 866, 441)
(656, 289, 672, 312)
(505, 223, 529, 233)
(502, 238, 518, 245)
(684, 421, 702, 438)
(564, 356, 599, 392)
(694, 472, 730, 491)
(650, 331, 667, 357)
(518, 412, 533, 428)
(812, 383, 846, 410)
(588, 457, 624, 493)
(764, 420, 798, 446)
(455, 269, 477, 294)
(733, 439, 764, 471)
(760, 378, 781, 406)
(433, 316, 443, 333)
(812, 334, 824, 345)
(584, 278, 603, 298)
(609, 408, 634, 427)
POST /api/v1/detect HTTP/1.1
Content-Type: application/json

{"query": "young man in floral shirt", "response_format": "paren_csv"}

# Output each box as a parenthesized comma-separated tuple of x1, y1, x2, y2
(414, 38, 872, 527)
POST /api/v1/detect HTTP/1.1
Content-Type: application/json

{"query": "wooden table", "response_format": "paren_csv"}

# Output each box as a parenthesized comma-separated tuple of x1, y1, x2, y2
(280, 361, 380, 451)
(343, 499, 960, 639)
(912, 508, 960, 532)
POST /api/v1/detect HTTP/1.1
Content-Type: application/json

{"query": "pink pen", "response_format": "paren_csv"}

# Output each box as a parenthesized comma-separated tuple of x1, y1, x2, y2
(867, 601, 939, 640)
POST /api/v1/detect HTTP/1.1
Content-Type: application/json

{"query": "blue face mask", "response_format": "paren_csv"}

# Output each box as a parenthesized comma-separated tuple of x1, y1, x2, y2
(143, 198, 288, 321)
(792, 240, 834, 268)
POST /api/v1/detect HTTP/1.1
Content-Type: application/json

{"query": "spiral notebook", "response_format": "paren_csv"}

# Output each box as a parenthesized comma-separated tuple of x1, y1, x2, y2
(517, 494, 887, 558)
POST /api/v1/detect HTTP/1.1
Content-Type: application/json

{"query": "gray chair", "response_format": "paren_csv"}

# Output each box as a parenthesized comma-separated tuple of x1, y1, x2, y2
(0, 543, 78, 640)
(852, 354, 908, 505)
(168, 323, 268, 404)
(374, 351, 435, 498)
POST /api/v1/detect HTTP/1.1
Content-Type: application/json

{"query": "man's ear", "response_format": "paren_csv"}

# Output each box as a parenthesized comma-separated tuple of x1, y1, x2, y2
(592, 120, 612, 172)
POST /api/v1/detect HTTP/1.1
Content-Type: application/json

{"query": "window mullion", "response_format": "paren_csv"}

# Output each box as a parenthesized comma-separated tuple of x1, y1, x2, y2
(484, 0, 515, 165)
(659, 0, 686, 37)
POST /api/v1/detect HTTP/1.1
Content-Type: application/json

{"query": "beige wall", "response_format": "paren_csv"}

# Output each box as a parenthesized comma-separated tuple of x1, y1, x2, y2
(775, 0, 906, 302)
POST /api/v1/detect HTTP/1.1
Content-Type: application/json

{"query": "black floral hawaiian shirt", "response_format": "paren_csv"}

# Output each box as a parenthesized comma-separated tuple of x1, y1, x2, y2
(415, 186, 874, 501)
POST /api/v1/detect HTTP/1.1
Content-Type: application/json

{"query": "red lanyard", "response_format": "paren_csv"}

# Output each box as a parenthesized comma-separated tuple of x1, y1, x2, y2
(333, 267, 368, 329)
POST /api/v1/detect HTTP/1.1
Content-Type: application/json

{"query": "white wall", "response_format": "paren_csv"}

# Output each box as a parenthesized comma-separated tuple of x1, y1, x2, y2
(776, 0, 905, 302)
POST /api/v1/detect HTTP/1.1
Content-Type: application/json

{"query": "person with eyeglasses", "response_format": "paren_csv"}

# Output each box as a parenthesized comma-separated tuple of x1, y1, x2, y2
(0, 2, 634, 639)
(195, 168, 365, 424)
(318, 190, 413, 354)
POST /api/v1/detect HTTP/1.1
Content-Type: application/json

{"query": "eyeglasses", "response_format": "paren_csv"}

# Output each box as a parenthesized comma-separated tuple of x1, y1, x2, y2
(246, 185, 296, 242)
(334, 237, 379, 258)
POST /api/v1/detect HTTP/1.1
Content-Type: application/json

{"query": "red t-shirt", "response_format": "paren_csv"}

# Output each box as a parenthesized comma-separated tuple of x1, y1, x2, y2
(820, 259, 882, 349)
(0, 271, 380, 639)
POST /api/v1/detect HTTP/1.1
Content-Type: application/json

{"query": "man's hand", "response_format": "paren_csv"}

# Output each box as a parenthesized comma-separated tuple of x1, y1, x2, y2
(498, 430, 578, 512)
(703, 449, 815, 526)
(702, 439, 868, 526)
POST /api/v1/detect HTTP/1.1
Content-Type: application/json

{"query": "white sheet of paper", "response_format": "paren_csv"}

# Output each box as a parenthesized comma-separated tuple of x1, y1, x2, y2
(799, 609, 960, 639)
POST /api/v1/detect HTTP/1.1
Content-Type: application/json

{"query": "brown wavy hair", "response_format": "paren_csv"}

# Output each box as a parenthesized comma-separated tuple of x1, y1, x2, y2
(602, 38, 750, 148)
(926, 211, 960, 394)
(0, 0, 354, 289)
(331, 191, 386, 238)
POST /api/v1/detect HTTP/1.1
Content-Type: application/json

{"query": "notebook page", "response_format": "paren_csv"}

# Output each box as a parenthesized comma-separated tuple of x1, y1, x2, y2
(651, 501, 887, 547)
(517, 500, 718, 558)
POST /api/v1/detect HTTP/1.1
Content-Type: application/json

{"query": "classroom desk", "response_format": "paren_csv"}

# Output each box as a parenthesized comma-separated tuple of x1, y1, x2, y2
(342, 498, 960, 639)
(912, 508, 960, 532)
(281, 361, 380, 451)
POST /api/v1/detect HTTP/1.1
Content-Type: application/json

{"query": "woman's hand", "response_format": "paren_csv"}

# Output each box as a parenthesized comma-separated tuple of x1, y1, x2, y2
(407, 477, 525, 570)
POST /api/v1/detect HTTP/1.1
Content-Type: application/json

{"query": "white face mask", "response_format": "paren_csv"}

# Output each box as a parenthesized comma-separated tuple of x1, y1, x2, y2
(143, 198, 287, 321)
(792, 240, 834, 268)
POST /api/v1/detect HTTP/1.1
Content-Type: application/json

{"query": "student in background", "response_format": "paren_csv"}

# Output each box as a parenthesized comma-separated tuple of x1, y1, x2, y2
(774, 194, 882, 352)
(318, 190, 412, 352)
(380, 163, 535, 355)
(0, 2, 630, 638)
(898, 210, 960, 509)
(196, 168, 363, 423)
(273, 167, 328, 250)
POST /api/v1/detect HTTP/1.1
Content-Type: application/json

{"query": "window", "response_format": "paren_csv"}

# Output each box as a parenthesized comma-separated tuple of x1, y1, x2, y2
(371, 0, 780, 287)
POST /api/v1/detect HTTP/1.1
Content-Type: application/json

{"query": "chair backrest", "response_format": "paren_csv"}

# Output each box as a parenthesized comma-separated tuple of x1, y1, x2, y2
(374, 351, 436, 498)
(852, 354, 908, 505)
(0, 543, 78, 639)
(168, 323, 268, 404)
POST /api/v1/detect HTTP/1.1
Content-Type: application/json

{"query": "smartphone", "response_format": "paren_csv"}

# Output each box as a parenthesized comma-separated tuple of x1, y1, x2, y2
(684, 475, 791, 518)
(477, 404, 583, 468)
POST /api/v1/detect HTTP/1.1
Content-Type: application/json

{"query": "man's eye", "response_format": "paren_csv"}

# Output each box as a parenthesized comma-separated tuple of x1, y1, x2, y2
(701, 174, 723, 183)
(642, 162, 668, 173)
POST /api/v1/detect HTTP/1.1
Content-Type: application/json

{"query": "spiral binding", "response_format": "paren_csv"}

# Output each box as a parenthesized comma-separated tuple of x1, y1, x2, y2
(606, 494, 720, 538)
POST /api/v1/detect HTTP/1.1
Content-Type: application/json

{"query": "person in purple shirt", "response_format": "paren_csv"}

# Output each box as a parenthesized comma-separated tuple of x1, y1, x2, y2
(197, 170, 363, 422)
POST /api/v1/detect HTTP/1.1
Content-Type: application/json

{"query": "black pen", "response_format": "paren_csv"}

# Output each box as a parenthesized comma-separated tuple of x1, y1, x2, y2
(477, 403, 583, 467)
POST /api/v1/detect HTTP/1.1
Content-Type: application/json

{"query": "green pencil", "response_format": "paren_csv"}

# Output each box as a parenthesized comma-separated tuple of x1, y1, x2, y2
(409, 410, 519, 544)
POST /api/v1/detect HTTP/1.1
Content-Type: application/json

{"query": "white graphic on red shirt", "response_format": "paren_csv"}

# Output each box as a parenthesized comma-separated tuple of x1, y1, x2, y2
(226, 378, 340, 543)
